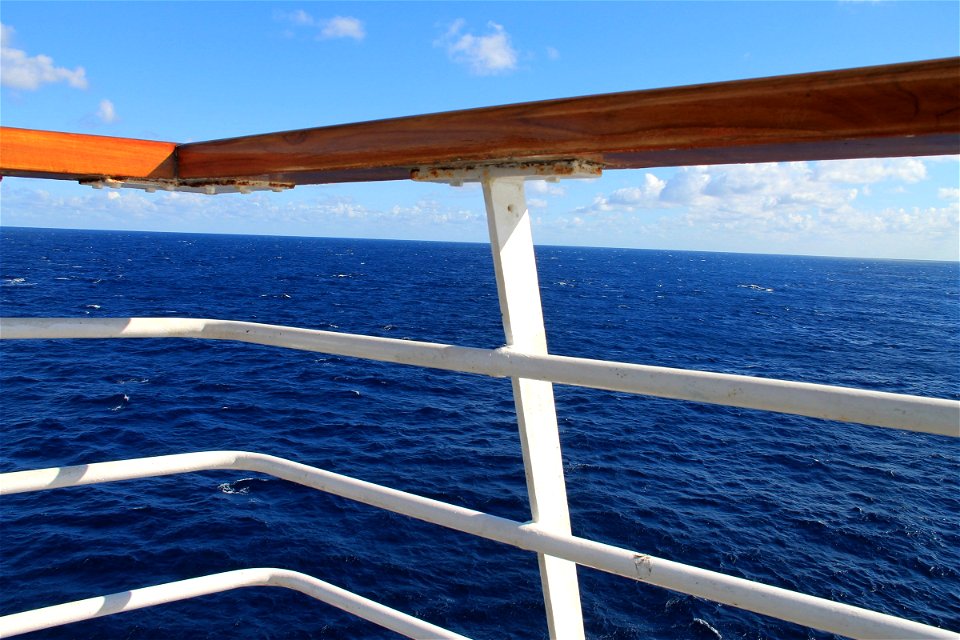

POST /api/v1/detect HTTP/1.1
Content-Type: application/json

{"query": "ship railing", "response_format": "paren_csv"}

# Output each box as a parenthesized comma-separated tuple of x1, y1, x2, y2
(2, 317, 957, 437)
(1, 57, 959, 639)
(0, 318, 958, 639)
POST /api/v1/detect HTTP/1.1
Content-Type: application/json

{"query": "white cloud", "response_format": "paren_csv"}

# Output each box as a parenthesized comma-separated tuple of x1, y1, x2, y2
(590, 162, 857, 217)
(289, 9, 315, 26)
(814, 203, 959, 236)
(0, 22, 88, 90)
(938, 187, 960, 201)
(546, 46, 560, 61)
(439, 20, 518, 75)
(320, 16, 365, 41)
(386, 199, 481, 224)
(528, 179, 566, 197)
(0, 183, 486, 234)
(926, 154, 960, 164)
(275, 9, 316, 26)
(578, 158, 957, 242)
(97, 99, 117, 123)
(813, 157, 927, 184)
(589, 173, 667, 211)
(276, 11, 365, 41)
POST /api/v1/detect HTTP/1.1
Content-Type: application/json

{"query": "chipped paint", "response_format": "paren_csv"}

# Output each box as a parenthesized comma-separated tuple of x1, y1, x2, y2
(634, 554, 654, 580)
(79, 177, 294, 195)
(411, 159, 602, 184)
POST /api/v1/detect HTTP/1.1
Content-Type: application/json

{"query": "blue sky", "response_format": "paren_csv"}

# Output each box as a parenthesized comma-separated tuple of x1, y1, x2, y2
(1, 1, 958, 260)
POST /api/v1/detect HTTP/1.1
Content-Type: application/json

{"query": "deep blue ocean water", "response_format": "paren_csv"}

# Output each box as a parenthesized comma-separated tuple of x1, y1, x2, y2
(1, 226, 958, 639)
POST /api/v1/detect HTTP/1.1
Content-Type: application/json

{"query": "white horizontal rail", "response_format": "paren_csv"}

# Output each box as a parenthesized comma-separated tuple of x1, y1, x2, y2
(1, 450, 954, 640)
(1, 317, 957, 436)
(0, 567, 470, 639)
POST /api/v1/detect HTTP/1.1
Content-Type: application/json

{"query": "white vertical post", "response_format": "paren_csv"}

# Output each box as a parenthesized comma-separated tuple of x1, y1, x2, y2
(482, 176, 586, 640)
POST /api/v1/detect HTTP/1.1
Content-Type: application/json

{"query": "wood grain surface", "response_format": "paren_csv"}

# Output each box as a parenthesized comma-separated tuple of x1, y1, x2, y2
(176, 58, 959, 184)
(0, 128, 176, 181)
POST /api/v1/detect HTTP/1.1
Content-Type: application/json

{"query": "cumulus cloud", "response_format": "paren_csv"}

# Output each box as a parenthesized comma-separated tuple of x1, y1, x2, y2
(320, 16, 365, 41)
(97, 99, 117, 123)
(0, 22, 88, 90)
(583, 160, 906, 217)
(0, 182, 487, 235)
(813, 157, 927, 184)
(291, 195, 482, 226)
(578, 158, 956, 242)
(589, 174, 667, 211)
(439, 20, 518, 75)
(812, 203, 959, 237)
(275, 9, 316, 26)
(276, 11, 365, 41)
(284, 9, 315, 26)
(528, 179, 566, 197)
(383, 199, 481, 225)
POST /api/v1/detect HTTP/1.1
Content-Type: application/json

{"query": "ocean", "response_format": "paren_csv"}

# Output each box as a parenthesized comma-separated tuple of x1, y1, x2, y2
(1, 226, 957, 639)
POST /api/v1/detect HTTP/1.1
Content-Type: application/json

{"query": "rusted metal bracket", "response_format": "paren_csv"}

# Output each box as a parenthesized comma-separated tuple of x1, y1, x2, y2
(79, 177, 294, 195)
(411, 159, 602, 186)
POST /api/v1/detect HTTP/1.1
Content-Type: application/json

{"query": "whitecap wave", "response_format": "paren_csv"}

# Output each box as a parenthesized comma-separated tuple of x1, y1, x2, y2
(218, 477, 269, 495)
(692, 618, 722, 639)
(2, 277, 34, 287)
(737, 283, 774, 293)
(110, 394, 130, 411)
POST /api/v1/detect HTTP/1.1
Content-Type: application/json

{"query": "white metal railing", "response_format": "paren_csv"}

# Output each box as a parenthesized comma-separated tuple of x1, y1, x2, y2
(2, 316, 956, 436)
(0, 567, 470, 639)
(1, 450, 956, 640)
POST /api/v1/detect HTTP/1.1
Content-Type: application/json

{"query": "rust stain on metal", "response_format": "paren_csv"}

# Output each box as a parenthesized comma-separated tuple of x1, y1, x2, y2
(78, 177, 294, 195)
(411, 159, 603, 183)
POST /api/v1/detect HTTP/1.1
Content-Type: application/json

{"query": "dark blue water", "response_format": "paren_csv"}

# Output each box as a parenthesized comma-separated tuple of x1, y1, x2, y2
(1, 227, 958, 639)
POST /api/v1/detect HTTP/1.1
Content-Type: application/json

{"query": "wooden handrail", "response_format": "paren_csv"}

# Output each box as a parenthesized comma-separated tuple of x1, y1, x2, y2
(2, 58, 958, 185)
(0, 128, 176, 182)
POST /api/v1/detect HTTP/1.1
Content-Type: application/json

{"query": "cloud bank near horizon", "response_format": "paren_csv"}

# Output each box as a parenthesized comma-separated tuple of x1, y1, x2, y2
(2, 156, 956, 260)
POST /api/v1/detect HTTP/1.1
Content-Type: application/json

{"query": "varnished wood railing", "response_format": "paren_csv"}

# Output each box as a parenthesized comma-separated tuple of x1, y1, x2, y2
(1, 57, 958, 186)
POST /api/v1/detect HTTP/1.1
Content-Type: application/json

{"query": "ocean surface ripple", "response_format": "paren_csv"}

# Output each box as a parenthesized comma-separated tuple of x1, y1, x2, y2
(1, 228, 958, 639)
